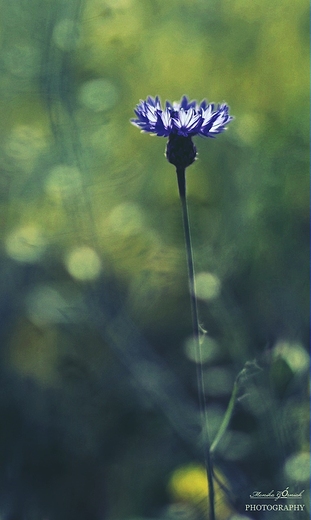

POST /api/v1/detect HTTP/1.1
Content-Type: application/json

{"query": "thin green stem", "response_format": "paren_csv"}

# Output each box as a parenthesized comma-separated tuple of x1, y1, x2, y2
(211, 360, 262, 454)
(176, 167, 215, 520)
(210, 379, 239, 454)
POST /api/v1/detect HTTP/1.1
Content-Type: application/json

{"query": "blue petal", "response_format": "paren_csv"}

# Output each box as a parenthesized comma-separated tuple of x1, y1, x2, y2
(131, 96, 233, 139)
(180, 96, 190, 109)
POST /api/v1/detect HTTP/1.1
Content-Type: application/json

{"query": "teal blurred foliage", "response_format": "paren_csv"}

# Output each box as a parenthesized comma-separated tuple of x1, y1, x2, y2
(0, 0, 309, 519)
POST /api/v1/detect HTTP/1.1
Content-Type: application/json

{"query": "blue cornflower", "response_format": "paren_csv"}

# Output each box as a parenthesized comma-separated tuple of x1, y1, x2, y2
(131, 95, 233, 169)
(132, 97, 233, 520)
(131, 95, 233, 138)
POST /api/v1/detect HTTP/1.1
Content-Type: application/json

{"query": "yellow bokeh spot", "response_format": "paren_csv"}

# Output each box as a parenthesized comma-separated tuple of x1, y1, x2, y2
(44, 165, 83, 201)
(195, 272, 221, 301)
(106, 202, 145, 236)
(169, 464, 209, 503)
(168, 464, 232, 519)
(284, 452, 310, 483)
(273, 340, 309, 374)
(184, 336, 219, 364)
(5, 124, 47, 169)
(80, 0, 143, 71)
(5, 225, 46, 263)
(65, 246, 101, 281)
(78, 79, 118, 112)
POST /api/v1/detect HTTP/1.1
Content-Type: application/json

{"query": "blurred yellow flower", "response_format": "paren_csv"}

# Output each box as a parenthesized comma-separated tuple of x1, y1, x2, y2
(168, 463, 233, 519)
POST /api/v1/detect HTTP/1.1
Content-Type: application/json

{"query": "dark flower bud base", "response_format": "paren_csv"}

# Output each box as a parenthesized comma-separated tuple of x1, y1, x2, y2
(166, 134, 197, 169)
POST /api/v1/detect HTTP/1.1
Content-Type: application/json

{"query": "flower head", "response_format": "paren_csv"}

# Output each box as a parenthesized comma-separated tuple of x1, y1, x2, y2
(131, 95, 233, 138)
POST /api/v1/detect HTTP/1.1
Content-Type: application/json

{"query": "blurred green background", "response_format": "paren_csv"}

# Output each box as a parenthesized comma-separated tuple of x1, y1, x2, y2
(0, 0, 309, 519)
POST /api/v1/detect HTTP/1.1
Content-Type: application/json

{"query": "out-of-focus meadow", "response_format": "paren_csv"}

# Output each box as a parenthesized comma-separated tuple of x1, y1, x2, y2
(0, 0, 309, 518)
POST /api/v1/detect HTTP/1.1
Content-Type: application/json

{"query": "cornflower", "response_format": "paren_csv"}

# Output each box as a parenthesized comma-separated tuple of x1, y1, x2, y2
(131, 95, 233, 520)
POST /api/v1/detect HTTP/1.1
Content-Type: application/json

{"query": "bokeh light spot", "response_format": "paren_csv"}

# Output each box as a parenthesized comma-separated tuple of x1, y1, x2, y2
(5, 225, 46, 263)
(45, 165, 83, 199)
(5, 125, 46, 165)
(168, 464, 209, 503)
(284, 452, 310, 482)
(78, 79, 118, 112)
(26, 284, 76, 327)
(53, 19, 81, 50)
(168, 463, 232, 518)
(3, 44, 40, 77)
(184, 336, 219, 364)
(65, 246, 101, 281)
(195, 272, 221, 300)
(107, 203, 145, 235)
(273, 340, 309, 374)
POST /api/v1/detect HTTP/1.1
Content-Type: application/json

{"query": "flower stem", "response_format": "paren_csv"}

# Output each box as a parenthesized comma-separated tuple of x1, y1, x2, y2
(211, 360, 262, 455)
(176, 167, 215, 520)
(210, 378, 239, 455)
